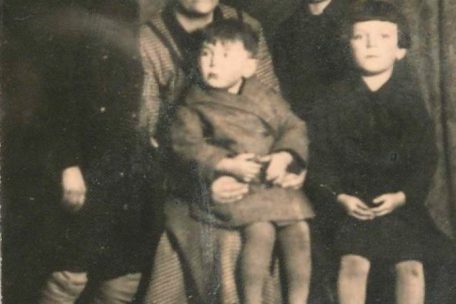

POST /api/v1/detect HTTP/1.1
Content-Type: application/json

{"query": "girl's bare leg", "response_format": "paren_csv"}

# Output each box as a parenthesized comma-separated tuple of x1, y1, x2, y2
(241, 222, 276, 304)
(338, 254, 370, 304)
(278, 221, 311, 304)
(395, 260, 425, 304)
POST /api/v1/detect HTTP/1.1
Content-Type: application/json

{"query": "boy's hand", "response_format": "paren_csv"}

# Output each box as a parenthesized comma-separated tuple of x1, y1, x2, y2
(260, 152, 293, 185)
(337, 193, 375, 221)
(216, 153, 262, 182)
(371, 191, 406, 217)
(61, 166, 87, 213)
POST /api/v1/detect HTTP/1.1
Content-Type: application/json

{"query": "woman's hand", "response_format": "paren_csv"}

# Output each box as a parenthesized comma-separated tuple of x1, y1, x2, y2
(211, 175, 249, 204)
(279, 171, 306, 189)
(371, 191, 406, 217)
(260, 152, 293, 185)
(61, 166, 86, 213)
(337, 193, 374, 221)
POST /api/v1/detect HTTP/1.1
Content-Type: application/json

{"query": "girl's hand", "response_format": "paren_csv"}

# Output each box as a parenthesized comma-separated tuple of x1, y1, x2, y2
(211, 175, 249, 204)
(337, 193, 375, 221)
(371, 192, 406, 217)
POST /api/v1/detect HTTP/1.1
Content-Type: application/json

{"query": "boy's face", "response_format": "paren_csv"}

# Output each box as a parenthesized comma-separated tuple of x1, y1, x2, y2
(177, 0, 219, 16)
(199, 40, 257, 92)
(350, 20, 407, 75)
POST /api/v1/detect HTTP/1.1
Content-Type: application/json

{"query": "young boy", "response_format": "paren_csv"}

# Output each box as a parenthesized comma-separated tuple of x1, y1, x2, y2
(307, 1, 452, 303)
(171, 19, 314, 304)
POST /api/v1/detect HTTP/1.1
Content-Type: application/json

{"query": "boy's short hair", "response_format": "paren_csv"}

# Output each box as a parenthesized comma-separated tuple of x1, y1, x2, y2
(202, 19, 259, 57)
(345, 1, 411, 49)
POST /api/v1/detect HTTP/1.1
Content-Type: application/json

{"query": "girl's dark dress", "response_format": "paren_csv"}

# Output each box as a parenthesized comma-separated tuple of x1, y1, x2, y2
(307, 64, 452, 262)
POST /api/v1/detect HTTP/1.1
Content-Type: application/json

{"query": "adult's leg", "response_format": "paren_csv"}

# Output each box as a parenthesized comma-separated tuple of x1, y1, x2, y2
(278, 221, 312, 304)
(337, 254, 370, 304)
(39, 271, 88, 304)
(241, 222, 276, 304)
(90, 273, 142, 304)
(395, 260, 425, 304)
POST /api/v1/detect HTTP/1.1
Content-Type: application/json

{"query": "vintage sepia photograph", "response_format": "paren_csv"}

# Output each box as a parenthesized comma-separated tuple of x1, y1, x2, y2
(2, 0, 456, 303)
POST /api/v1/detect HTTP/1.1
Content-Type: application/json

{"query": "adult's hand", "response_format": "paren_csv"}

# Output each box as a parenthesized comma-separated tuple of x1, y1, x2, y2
(280, 171, 306, 189)
(261, 152, 293, 185)
(61, 166, 87, 213)
(211, 175, 249, 204)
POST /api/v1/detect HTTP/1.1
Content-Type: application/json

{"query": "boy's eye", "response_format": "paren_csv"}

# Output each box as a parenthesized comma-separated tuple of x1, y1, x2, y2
(352, 34, 363, 40)
(381, 33, 391, 38)
(200, 50, 210, 57)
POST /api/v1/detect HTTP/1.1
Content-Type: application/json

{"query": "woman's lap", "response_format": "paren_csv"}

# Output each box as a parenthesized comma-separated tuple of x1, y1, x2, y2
(144, 198, 282, 304)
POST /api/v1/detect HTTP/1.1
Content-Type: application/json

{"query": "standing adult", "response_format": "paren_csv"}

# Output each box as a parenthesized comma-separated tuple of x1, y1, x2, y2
(32, 7, 158, 303)
(273, 2, 354, 302)
(273, 0, 353, 120)
(139, 1, 304, 303)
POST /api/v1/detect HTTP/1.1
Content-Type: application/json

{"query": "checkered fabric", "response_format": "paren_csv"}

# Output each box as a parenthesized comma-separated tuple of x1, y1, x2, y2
(139, 4, 282, 303)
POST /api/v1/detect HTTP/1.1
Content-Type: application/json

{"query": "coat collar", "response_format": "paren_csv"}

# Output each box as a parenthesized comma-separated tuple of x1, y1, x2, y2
(185, 77, 270, 117)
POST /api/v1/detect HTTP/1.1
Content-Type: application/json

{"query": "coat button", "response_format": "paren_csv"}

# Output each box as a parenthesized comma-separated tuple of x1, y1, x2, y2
(100, 106, 106, 113)
(123, 204, 129, 210)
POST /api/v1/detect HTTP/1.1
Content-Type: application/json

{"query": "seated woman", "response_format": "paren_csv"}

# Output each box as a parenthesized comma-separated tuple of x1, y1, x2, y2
(139, 1, 305, 303)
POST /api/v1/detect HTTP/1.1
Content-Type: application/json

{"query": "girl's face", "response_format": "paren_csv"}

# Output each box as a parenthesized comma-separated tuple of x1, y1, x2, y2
(177, 0, 219, 16)
(350, 20, 407, 75)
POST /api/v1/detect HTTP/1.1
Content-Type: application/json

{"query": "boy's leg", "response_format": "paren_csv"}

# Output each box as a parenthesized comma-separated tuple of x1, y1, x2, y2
(90, 272, 142, 304)
(39, 271, 88, 304)
(395, 260, 424, 304)
(337, 254, 370, 304)
(277, 221, 312, 304)
(241, 221, 276, 304)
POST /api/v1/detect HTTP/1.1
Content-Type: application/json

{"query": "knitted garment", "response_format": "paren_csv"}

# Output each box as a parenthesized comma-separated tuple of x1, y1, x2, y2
(139, 4, 279, 138)
(139, 4, 284, 303)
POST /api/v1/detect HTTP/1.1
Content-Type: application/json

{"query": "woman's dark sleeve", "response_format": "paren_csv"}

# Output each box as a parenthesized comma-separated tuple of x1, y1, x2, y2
(306, 100, 344, 202)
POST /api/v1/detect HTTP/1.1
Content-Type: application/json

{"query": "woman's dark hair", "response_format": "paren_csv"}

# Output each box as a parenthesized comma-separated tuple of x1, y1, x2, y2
(344, 1, 411, 49)
(201, 18, 259, 57)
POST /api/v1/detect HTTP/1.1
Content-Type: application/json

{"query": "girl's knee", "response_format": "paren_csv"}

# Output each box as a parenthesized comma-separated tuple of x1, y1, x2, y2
(395, 260, 424, 279)
(339, 255, 371, 280)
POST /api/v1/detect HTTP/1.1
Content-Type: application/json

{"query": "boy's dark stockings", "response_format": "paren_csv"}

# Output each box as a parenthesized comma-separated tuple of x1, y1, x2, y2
(241, 221, 311, 304)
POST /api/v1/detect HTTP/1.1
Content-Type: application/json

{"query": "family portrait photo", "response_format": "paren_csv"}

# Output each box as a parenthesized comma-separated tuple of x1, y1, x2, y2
(2, 0, 456, 303)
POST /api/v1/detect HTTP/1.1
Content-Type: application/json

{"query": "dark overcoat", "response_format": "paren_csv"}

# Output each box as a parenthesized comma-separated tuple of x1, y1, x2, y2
(273, 0, 353, 119)
(25, 10, 160, 277)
